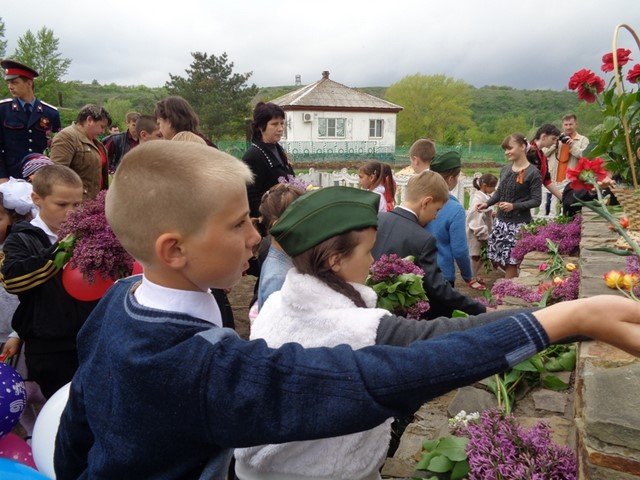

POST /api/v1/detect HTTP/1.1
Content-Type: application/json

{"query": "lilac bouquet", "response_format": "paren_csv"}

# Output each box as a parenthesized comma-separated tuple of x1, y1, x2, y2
(450, 409, 577, 479)
(57, 191, 134, 282)
(511, 216, 582, 263)
(366, 254, 429, 319)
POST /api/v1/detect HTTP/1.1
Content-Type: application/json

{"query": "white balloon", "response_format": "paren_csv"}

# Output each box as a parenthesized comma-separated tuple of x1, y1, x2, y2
(31, 383, 71, 479)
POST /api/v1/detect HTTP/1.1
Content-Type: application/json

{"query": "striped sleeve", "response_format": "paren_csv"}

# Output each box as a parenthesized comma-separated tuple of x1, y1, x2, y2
(0, 232, 60, 294)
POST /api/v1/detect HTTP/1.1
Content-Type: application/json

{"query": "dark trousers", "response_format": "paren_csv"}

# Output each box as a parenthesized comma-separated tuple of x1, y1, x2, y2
(25, 350, 78, 399)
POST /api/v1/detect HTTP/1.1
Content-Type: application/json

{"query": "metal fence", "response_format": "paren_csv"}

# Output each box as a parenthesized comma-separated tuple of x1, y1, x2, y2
(215, 140, 507, 165)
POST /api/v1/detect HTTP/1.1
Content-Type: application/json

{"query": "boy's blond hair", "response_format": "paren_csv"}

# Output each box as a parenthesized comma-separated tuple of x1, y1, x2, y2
(31, 165, 83, 197)
(409, 139, 436, 163)
(171, 131, 206, 145)
(405, 170, 449, 203)
(105, 141, 253, 263)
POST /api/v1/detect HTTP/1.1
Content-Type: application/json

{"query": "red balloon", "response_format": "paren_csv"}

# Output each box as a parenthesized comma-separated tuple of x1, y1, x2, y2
(0, 433, 36, 469)
(61, 264, 114, 302)
(131, 261, 143, 275)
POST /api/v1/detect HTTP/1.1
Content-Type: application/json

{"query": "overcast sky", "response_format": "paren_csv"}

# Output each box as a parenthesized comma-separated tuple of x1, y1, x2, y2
(2, 0, 639, 90)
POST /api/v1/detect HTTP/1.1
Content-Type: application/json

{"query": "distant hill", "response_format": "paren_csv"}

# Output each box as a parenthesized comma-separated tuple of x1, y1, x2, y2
(56, 81, 590, 142)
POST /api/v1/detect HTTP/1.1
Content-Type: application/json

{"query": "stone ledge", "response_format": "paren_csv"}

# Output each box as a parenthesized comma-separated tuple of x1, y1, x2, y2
(577, 211, 640, 478)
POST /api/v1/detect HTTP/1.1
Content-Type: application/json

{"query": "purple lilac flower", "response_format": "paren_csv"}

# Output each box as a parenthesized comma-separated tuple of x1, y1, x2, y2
(453, 409, 577, 480)
(626, 255, 640, 276)
(511, 216, 581, 262)
(278, 174, 314, 191)
(405, 299, 430, 319)
(551, 270, 580, 302)
(491, 279, 543, 304)
(369, 254, 425, 282)
(58, 191, 134, 281)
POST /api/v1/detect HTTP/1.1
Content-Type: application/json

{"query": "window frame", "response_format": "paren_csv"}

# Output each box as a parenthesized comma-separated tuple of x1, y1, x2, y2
(318, 117, 346, 138)
(369, 119, 383, 138)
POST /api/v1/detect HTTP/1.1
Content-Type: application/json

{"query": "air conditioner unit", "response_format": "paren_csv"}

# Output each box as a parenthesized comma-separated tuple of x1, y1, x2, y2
(302, 113, 312, 123)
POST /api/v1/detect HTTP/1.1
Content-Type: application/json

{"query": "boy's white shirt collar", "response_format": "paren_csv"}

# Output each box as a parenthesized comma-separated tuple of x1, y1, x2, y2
(397, 205, 418, 219)
(134, 275, 223, 327)
(30, 214, 58, 245)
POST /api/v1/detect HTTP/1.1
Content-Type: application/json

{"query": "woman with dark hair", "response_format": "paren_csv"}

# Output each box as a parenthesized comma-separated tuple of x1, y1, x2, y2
(526, 123, 563, 206)
(243, 102, 295, 217)
(154, 96, 215, 146)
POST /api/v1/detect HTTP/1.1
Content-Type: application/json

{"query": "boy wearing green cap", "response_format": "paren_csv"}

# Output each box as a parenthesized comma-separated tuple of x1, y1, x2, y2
(55, 141, 640, 480)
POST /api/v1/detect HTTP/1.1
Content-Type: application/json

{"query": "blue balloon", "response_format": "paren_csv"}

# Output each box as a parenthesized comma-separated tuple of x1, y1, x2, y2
(0, 363, 26, 438)
(0, 458, 51, 479)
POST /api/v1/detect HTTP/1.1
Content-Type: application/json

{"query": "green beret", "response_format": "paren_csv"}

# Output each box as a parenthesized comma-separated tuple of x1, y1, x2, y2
(270, 186, 380, 257)
(430, 151, 462, 172)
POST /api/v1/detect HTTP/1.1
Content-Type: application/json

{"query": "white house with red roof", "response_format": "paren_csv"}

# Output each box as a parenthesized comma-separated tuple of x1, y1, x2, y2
(271, 71, 403, 158)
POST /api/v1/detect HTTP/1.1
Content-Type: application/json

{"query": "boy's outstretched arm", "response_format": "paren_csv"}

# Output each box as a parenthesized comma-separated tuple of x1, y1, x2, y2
(205, 296, 640, 449)
(533, 295, 640, 355)
(200, 310, 548, 448)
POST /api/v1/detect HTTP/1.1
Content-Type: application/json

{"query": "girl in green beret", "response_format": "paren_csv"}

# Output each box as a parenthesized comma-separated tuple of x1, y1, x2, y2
(235, 186, 517, 479)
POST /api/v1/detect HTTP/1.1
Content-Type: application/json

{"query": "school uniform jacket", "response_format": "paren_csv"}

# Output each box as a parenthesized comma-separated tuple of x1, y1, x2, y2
(372, 207, 486, 319)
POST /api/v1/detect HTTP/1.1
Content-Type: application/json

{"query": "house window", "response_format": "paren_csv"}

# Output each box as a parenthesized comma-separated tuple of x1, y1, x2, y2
(369, 119, 383, 138)
(318, 118, 346, 138)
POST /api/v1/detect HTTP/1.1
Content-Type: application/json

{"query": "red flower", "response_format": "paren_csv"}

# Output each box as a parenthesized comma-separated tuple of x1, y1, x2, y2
(568, 69, 605, 103)
(601, 48, 632, 72)
(627, 64, 640, 84)
(565, 157, 608, 191)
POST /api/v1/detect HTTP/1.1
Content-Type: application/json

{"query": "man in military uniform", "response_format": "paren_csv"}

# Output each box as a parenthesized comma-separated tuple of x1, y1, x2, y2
(0, 59, 61, 182)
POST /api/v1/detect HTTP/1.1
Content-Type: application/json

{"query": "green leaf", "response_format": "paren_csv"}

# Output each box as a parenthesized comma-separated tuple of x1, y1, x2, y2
(451, 459, 471, 480)
(558, 351, 576, 371)
(503, 369, 521, 385)
(603, 115, 620, 133)
(587, 246, 633, 256)
(426, 455, 454, 473)
(433, 436, 468, 461)
(513, 359, 538, 372)
(451, 309, 469, 318)
(378, 297, 395, 311)
(483, 377, 498, 395)
(544, 358, 563, 372)
(396, 291, 406, 306)
(416, 451, 437, 470)
(422, 439, 439, 452)
(542, 374, 569, 390)
(530, 354, 545, 372)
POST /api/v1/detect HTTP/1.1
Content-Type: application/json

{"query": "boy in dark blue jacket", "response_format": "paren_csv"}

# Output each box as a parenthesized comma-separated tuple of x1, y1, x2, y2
(54, 141, 640, 479)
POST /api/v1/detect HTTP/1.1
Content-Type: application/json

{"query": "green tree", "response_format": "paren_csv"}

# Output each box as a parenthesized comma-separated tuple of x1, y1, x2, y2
(0, 17, 7, 58)
(12, 27, 72, 105)
(166, 51, 258, 140)
(385, 74, 476, 145)
(492, 115, 529, 144)
(103, 98, 134, 129)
